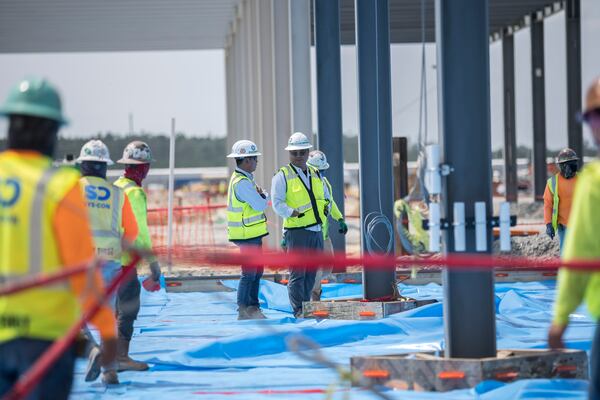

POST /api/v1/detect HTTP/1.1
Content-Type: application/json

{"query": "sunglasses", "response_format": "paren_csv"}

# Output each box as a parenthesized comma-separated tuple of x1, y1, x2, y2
(580, 107, 600, 125)
(290, 150, 309, 156)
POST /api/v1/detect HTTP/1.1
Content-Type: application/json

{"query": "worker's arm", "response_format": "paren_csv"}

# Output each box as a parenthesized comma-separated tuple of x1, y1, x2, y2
(127, 187, 157, 263)
(271, 171, 295, 218)
(330, 198, 343, 221)
(234, 178, 269, 211)
(552, 168, 599, 326)
(543, 183, 553, 225)
(54, 184, 116, 340)
(121, 195, 139, 243)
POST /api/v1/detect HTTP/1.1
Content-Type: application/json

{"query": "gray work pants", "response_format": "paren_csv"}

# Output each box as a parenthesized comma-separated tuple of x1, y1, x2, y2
(311, 236, 334, 301)
(284, 229, 324, 316)
(116, 269, 141, 342)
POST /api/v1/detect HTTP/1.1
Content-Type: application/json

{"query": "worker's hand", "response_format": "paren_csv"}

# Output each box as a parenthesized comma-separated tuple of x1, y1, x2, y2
(546, 223, 555, 240)
(291, 209, 300, 218)
(280, 238, 287, 249)
(100, 338, 117, 368)
(338, 219, 348, 235)
(548, 323, 567, 349)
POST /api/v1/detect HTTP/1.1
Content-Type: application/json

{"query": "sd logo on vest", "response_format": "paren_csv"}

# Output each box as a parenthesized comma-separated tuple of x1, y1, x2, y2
(0, 178, 21, 224)
(85, 185, 111, 209)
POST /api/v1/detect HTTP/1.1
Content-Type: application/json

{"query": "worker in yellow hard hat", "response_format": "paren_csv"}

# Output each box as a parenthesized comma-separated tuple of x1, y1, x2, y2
(113, 140, 161, 372)
(76, 139, 139, 385)
(0, 78, 117, 398)
(306, 150, 348, 301)
(226, 140, 269, 320)
(548, 77, 600, 399)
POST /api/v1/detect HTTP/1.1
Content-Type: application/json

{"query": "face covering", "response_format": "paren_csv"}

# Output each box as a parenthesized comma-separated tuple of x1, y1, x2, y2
(124, 163, 150, 186)
(80, 161, 107, 179)
(559, 161, 578, 179)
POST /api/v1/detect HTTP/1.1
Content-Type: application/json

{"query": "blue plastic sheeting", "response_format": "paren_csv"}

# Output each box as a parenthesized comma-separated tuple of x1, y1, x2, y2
(71, 279, 594, 399)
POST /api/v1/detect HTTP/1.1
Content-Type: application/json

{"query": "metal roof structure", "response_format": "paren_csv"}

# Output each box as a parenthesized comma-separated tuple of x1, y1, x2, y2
(0, 0, 560, 53)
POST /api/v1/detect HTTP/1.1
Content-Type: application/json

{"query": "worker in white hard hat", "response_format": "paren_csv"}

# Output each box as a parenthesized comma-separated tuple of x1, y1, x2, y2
(307, 150, 348, 301)
(76, 140, 139, 385)
(226, 140, 270, 320)
(270, 132, 331, 317)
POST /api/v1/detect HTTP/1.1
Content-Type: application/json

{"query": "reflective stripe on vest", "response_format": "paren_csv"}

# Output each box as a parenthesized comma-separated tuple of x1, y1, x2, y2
(226, 172, 268, 240)
(280, 165, 325, 230)
(547, 174, 559, 231)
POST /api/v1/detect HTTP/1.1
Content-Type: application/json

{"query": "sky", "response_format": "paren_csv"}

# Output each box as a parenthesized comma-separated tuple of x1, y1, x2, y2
(0, 0, 599, 152)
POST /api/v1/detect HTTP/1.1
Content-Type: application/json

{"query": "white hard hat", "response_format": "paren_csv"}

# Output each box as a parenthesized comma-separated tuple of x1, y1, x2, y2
(227, 140, 261, 158)
(117, 141, 154, 164)
(284, 132, 313, 151)
(307, 150, 329, 170)
(76, 140, 114, 165)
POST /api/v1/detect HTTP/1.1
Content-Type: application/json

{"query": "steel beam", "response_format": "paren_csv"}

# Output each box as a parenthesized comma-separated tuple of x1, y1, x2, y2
(435, 0, 496, 358)
(314, 0, 346, 256)
(502, 33, 517, 203)
(566, 0, 583, 158)
(530, 15, 547, 201)
(290, 0, 313, 140)
(355, 0, 396, 300)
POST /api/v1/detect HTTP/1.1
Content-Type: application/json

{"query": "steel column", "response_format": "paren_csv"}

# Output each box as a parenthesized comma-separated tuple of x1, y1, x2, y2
(355, 0, 396, 300)
(502, 33, 517, 203)
(435, 0, 496, 358)
(314, 0, 345, 255)
(566, 0, 583, 158)
(271, 0, 293, 246)
(290, 0, 313, 140)
(531, 15, 547, 201)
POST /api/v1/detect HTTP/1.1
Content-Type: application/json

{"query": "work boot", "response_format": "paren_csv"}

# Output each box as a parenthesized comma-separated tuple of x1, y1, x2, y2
(116, 338, 149, 372)
(246, 305, 267, 319)
(237, 306, 252, 320)
(84, 346, 102, 382)
(101, 370, 120, 385)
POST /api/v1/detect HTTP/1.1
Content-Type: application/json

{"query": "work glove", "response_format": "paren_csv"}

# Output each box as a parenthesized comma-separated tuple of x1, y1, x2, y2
(142, 261, 161, 292)
(280, 238, 287, 249)
(546, 223, 555, 240)
(338, 219, 348, 235)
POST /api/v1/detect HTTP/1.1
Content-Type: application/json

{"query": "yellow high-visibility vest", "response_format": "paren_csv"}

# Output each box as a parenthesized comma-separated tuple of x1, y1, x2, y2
(227, 172, 268, 241)
(0, 152, 81, 342)
(279, 164, 325, 230)
(80, 176, 124, 262)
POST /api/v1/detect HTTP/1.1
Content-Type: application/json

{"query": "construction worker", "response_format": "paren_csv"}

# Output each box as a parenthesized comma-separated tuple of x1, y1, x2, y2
(544, 148, 580, 250)
(0, 78, 117, 399)
(548, 78, 600, 399)
(76, 140, 139, 384)
(113, 141, 162, 372)
(226, 140, 270, 320)
(306, 150, 348, 301)
(271, 132, 330, 318)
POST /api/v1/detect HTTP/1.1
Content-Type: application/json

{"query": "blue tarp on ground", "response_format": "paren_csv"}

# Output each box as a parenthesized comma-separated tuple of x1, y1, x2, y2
(71, 279, 595, 399)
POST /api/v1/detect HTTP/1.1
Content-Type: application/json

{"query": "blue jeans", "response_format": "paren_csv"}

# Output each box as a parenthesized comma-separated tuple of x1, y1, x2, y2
(232, 237, 263, 308)
(0, 338, 75, 400)
(558, 225, 567, 254)
(591, 323, 600, 400)
(285, 229, 324, 316)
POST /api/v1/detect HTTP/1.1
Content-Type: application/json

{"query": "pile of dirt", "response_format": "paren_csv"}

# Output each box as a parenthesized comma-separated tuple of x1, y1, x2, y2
(516, 201, 544, 220)
(493, 233, 560, 258)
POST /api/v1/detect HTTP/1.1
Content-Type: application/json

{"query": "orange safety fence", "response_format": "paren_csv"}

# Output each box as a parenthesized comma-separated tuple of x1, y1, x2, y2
(147, 202, 227, 249)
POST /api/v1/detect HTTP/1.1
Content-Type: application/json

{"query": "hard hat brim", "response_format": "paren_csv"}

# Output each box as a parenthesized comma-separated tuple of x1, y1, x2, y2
(76, 156, 114, 165)
(116, 158, 153, 165)
(284, 143, 313, 151)
(226, 152, 262, 158)
(307, 161, 330, 170)
(556, 157, 580, 164)
(0, 102, 69, 126)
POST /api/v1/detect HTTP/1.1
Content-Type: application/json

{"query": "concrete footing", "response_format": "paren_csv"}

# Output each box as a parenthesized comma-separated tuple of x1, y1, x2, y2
(302, 298, 437, 320)
(351, 349, 588, 391)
